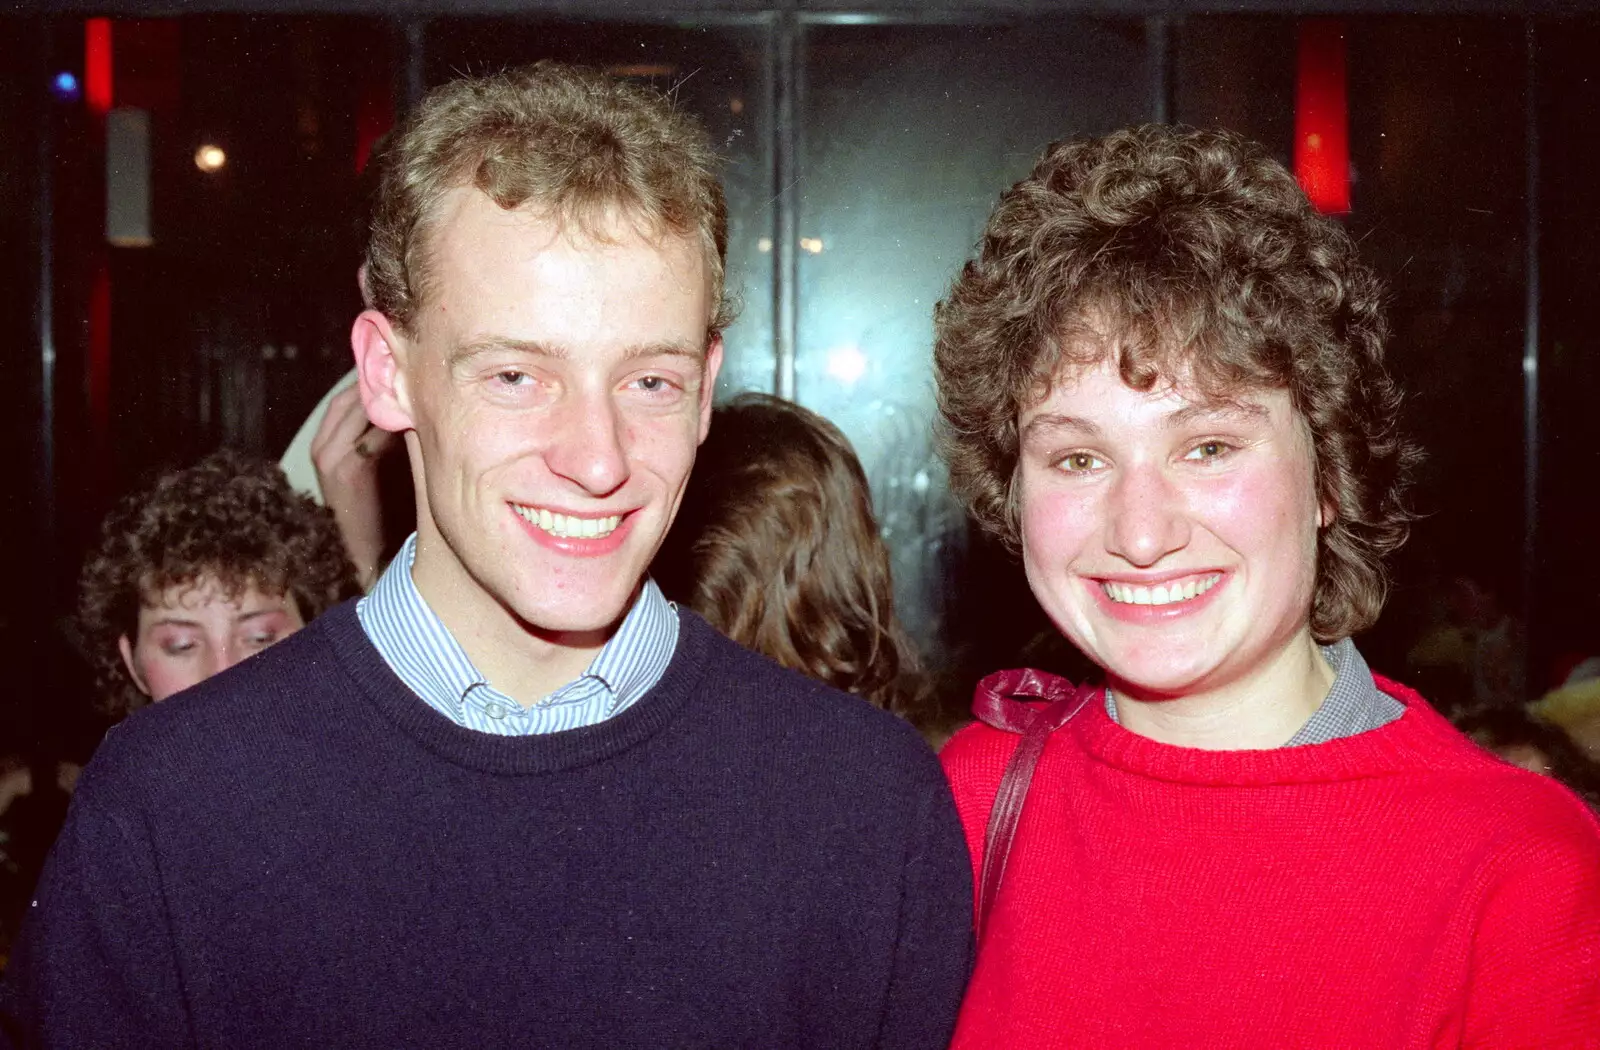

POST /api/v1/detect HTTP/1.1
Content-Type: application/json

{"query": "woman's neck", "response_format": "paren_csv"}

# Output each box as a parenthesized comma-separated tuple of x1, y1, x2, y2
(1110, 634, 1336, 751)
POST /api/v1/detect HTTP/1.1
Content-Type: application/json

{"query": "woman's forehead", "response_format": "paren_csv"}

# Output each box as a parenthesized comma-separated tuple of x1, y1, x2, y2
(1028, 358, 1290, 422)
(138, 575, 284, 612)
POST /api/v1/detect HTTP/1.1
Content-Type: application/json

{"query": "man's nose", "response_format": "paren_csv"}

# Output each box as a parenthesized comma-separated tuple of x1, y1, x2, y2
(1104, 462, 1191, 567)
(544, 387, 630, 497)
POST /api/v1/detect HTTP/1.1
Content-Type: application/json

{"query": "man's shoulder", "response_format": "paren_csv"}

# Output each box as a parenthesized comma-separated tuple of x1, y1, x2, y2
(84, 610, 359, 800)
(677, 614, 943, 785)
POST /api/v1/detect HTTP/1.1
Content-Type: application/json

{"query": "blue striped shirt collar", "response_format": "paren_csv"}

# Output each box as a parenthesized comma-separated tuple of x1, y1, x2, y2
(356, 533, 677, 736)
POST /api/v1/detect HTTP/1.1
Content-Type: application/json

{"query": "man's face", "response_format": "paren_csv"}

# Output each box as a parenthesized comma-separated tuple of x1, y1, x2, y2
(119, 578, 304, 702)
(378, 190, 720, 640)
(1015, 359, 1324, 701)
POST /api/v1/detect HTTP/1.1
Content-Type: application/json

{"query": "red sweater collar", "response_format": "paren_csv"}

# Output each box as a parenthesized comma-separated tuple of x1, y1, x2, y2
(1072, 675, 1489, 786)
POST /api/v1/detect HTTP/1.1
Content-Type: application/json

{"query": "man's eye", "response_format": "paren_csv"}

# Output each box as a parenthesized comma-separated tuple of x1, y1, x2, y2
(635, 375, 671, 393)
(1056, 452, 1104, 473)
(494, 370, 529, 386)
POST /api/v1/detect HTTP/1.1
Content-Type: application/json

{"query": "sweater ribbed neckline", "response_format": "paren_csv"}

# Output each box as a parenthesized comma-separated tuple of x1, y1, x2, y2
(315, 600, 711, 776)
(1074, 676, 1481, 786)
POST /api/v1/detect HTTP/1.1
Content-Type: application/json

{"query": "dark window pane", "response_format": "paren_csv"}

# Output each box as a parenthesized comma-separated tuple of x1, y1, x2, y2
(1179, 16, 1530, 712)
(1536, 18, 1600, 693)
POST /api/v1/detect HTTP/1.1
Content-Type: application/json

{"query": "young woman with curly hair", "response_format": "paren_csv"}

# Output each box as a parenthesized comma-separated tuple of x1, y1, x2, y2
(654, 393, 918, 715)
(934, 125, 1600, 1047)
(78, 449, 361, 716)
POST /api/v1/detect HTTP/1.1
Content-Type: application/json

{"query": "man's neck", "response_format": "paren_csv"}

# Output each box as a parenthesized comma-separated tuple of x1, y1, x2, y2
(408, 532, 624, 709)
(1111, 633, 1335, 751)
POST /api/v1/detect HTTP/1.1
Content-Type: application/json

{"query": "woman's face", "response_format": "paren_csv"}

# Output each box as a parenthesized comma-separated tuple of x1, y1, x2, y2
(118, 577, 304, 703)
(1015, 360, 1325, 702)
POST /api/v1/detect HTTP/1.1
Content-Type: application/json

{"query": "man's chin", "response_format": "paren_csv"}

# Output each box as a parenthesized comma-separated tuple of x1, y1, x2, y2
(510, 597, 637, 643)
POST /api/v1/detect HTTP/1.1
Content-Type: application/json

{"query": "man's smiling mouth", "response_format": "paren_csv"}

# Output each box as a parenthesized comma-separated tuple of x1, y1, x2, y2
(511, 504, 623, 540)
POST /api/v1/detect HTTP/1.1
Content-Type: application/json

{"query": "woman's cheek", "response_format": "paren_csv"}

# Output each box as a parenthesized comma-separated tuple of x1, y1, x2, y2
(1021, 484, 1098, 562)
(136, 653, 202, 703)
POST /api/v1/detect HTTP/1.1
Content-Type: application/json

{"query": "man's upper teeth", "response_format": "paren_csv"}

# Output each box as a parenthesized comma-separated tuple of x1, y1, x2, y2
(1103, 575, 1219, 606)
(515, 505, 621, 539)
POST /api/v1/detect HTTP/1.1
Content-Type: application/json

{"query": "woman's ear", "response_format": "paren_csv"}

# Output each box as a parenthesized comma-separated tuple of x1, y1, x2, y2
(117, 634, 152, 697)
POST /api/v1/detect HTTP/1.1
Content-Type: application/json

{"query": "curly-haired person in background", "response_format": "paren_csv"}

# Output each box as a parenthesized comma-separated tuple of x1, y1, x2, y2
(654, 393, 922, 718)
(78, 448, 361, 715)
(934, 125, 1600, 1048)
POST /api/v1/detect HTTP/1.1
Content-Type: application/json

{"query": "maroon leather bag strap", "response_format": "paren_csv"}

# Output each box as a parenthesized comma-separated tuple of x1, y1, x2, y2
(970, 668, 1093, 942)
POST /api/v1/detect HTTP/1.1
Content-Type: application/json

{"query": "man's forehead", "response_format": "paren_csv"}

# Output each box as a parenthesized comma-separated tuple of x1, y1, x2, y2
(428, 185, 690, 261)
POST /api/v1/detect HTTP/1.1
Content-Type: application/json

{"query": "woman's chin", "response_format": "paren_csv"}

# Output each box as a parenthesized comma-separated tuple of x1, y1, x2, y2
(1102, 662, 1218, 703)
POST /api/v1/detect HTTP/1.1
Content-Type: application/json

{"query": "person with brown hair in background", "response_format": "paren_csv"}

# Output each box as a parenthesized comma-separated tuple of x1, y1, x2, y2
(655, 392, 921, 716)
(76, 448, 361, 716)
(0, 63, 970, 1048)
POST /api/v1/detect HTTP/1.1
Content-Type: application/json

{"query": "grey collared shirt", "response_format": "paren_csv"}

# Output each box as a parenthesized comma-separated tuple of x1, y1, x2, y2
(1106, 638, 1403, 746)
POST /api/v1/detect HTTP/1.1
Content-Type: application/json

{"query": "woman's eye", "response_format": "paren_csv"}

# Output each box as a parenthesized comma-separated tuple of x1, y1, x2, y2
(160, 639, 196, 657)
(1185, 440, 1233, 461)
(1057, 452, 1104, 473)
(245, 631, 280, 648)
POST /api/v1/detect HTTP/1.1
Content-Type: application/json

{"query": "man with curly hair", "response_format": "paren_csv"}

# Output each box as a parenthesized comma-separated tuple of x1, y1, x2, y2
(77, 449, 361, 715)
(934, 125, 1600, 1047)
(1, 63, 971, 1048)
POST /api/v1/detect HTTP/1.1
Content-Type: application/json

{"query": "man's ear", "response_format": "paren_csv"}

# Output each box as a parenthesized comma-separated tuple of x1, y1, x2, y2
(697, 335, 724, 445)
(117, 635, 152, 697)
(351, 309, 415, 434)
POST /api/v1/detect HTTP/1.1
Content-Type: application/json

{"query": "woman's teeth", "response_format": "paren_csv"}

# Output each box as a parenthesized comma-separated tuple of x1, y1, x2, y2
(1101, 575, 1220, 607)
(514, 505, 622, 539)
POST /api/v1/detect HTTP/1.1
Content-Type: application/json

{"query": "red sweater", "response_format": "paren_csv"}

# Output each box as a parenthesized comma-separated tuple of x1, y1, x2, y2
(940, 676, 1600, 1049)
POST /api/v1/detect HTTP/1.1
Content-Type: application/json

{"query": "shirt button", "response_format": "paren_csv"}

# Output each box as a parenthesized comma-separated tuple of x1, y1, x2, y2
(484, 702, 506, 720)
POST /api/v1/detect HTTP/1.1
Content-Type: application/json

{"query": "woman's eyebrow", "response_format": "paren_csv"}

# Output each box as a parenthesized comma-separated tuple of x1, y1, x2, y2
(146, 615, 201, 629)
(1163, 401, 1270, 429)
(1022, 413, 1101, 441)
(234, 608, 288, 625)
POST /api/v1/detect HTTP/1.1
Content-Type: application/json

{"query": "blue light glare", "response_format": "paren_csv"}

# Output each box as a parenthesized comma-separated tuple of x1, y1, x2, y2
(51, 72, 80, 100)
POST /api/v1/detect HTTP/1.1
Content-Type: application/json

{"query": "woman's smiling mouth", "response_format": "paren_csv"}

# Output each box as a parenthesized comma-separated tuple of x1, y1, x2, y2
(1100, 573, 1222, 607)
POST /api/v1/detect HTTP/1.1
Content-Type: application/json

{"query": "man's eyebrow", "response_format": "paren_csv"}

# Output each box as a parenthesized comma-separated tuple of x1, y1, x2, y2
(1022, 413, 1101, 441)
(1163, 401, 1271, 429)
(621, 340, 704, 362)
(447, 337, 563, 367)
(447, 337, 706, 367)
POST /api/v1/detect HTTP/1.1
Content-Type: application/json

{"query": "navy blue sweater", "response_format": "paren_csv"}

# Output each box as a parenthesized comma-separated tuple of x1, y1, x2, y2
(0, 604, 971, 1048)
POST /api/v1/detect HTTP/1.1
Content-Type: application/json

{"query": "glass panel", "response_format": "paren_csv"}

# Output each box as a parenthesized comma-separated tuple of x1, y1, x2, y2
(100, 16, 394, 477)
(423, 18, 775, 401)
(797, 19, 1152, 681)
